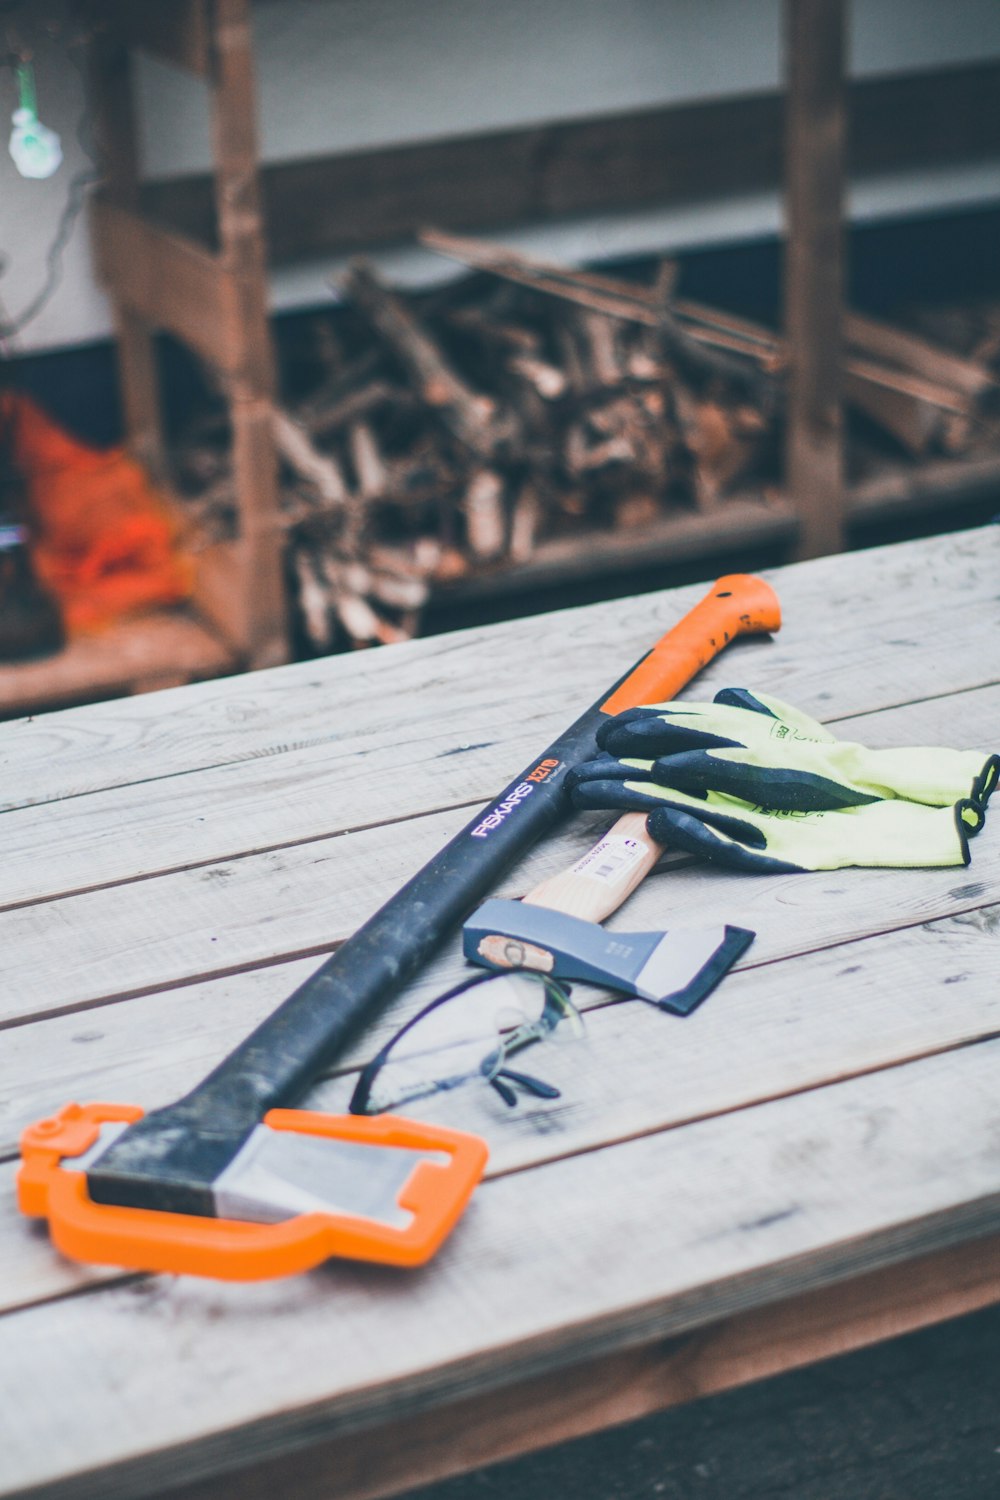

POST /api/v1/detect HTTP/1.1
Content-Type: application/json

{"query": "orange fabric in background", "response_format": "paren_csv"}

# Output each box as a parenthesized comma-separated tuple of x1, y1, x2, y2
(1, 391, 193, 632)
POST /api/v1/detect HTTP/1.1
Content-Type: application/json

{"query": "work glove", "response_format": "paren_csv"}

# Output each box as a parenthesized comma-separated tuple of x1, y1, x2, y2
(594, 688, 999, 813)
(567, 689, 996, 874)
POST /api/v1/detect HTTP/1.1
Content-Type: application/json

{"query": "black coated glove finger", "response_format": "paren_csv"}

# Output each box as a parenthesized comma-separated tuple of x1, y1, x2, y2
(565, 753, 659, 792)
(566, 773, 671, 815)
(646, 749, 882, 812)
(595, 706, 745, 758)
(644, 805, 806, 875)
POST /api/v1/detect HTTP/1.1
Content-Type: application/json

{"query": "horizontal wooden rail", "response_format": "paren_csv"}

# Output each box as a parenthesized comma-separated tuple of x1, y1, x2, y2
(139, 61, 1000, 264)
(87, 0, 211, 76)
(433, 498, 798, 603)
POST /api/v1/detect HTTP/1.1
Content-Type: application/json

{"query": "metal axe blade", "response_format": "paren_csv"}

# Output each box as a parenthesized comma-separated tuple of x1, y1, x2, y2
(464, 897, 753, 1015)
(62, 1119, 443, 1229)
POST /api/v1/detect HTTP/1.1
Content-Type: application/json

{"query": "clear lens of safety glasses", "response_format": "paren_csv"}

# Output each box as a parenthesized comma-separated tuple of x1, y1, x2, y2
(349, 971, 584, 1115)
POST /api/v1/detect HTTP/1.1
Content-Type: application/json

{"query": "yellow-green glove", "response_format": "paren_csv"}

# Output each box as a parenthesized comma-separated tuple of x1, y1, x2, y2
(566, 775, 986, 874)
(595, 688, 998, 813)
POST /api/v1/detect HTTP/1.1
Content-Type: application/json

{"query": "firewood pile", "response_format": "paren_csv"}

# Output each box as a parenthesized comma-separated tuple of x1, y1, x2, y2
(170, 229, 1000, 654)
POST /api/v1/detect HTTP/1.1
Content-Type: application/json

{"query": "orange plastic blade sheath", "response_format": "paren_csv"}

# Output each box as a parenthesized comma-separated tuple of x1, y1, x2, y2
(601, 574, 782, 716)
(18, 1103, 488, 1279)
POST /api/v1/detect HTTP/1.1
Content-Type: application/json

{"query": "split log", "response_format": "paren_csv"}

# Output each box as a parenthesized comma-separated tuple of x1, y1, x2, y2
(508, 481, 543, 562)
(305, 380, 411, 439)
(579, 311, 625, 387)
(462, 469, 507, 559)
(292, 547, 335, 652)
(339, 261, 517, 459)
(507, 353, 568, 400)
(348, 421, 388, 501)
(273, 409, 350, 507)
(419, 227, 993, 448)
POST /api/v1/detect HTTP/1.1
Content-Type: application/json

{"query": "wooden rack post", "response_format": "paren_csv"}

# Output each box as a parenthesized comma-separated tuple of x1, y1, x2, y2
(88, 0, 287, 670)
(784, 0, 848, 558)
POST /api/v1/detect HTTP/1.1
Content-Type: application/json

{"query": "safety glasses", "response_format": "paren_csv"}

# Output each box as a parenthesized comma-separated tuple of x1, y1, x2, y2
(349, 970, 584, 1115)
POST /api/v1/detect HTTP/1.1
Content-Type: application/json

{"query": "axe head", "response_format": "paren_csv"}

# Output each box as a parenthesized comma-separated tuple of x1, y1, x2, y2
(463, 898, 753, 1015)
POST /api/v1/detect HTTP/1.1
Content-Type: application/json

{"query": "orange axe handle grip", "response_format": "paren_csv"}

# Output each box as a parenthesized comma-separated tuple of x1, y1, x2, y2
(602, 573, 782, 717)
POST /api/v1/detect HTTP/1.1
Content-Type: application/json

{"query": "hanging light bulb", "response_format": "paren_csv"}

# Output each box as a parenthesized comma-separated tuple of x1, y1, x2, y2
(9, 61, 62, 180)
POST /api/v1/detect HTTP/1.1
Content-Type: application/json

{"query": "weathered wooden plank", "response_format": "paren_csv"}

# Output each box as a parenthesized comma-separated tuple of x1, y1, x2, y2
(87, 14, 169, 482)
(206, 0, 287, 669)
(0, 959, 319, 1161)
(0, 589, 705, 809)
(2, 1039, 999, 1499)
(1, 526, 997, 813)
(3, 891, 998, 1183)
(434, 498, 797, 600)
(4, 675, 998, 919)
(2, 683, 998, 1027)
(849, 455, 1000, 527)
(0, 720, 550, 909)
(124, 1234, 1000, 1500)
(225, 403, 287, 668)
(2, 767, 998, 1030)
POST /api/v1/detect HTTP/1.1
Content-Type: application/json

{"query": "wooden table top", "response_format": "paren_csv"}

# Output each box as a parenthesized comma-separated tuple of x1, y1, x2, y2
(2, 527, 1000, 1500)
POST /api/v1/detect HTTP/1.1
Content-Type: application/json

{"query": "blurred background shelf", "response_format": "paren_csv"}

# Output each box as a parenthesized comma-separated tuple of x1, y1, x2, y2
(2, 0, 998, 715)
(0, 608, 235, 719)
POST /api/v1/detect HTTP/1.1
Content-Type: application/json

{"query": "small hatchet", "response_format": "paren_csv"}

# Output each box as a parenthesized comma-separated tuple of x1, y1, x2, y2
(464, 811, 753, 1014)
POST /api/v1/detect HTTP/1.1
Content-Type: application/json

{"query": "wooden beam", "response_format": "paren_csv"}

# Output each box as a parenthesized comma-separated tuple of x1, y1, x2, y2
(91, 199, 247, 376)
(87, 27, 167, 478)
(88, 1, 211, 77)
(145, 1232, 1000, 1500)
(0, 612, 235, 720)
(206, 0, 286, 668)
(140, 62, 1000, 264)
(784, 0, 847, 559)
(208, 0, 277, 398)
(434, 498, 798, 604)
(849, 453, 1000, 526)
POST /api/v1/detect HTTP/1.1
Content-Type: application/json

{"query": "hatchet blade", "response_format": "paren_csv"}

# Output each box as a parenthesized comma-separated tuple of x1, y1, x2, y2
(463, 897, 753, 1015)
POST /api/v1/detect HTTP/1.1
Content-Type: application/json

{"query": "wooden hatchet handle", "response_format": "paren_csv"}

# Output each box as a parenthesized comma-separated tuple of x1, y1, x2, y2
(521, 573, 782, 924)
(521, 812, 663, 924)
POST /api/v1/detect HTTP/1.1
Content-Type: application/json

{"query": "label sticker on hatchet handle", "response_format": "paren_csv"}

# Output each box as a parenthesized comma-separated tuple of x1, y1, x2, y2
(521, 812, 663, 925)
(572, 834, 649, 885)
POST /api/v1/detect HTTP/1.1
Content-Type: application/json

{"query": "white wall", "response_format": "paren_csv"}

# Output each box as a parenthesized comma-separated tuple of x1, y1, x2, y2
(2, 0, 1000, 353)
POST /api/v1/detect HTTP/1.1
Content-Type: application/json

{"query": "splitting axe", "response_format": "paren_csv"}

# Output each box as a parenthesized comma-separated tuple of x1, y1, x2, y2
(19, 574, 781, 1280)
